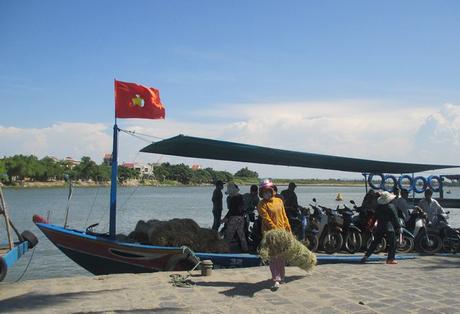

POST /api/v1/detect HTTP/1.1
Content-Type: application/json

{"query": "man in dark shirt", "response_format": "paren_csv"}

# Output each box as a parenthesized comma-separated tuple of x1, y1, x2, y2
(211, 180, 224, 231)
(362, 191, 401, 264)
(280, 182, 299, 218)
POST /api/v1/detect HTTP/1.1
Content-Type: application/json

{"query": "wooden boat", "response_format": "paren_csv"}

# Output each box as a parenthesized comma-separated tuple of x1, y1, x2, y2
(33, 84, 459, 275)
(0, 187, 38, 281)
(33, 133, 460, 275)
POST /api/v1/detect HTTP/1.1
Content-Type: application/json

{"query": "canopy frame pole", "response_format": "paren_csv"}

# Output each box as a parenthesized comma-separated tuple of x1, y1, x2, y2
(439, 175, 444, 199)
(362, 173, 368, 193)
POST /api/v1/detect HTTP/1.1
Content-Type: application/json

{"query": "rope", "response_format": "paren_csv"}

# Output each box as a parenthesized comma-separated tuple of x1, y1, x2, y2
(168, 247, 202, 288)
(15, 247, 36, 282)
(84, 181, 101, 229)
(90, 128, 165, 234)
(119, 128, 164, 143)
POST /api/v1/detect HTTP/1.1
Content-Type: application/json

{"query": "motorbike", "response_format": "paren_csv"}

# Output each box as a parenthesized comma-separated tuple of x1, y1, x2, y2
(406, 207, 443, 254)
(350, 200, 386, 254)
(310, 199, 343, 254)
(427, 211, 460, 254)
(336, 204, 362, 254)
(288, 205, 319, 252)
(395, 218, 416, 253)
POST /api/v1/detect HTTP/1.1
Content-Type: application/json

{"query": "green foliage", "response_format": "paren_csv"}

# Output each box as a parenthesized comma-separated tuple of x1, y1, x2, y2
(0, 154, 139, 184)
(234, 167, 259, 178)
(118, 166, 140, 183)
(150, 164, 235, 185)
(0, 159, 6, 182)
(0, 154, 262, 186)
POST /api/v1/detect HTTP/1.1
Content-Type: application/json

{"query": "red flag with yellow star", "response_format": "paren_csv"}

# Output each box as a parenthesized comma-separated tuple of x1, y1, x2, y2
(115, 80, 165, 119)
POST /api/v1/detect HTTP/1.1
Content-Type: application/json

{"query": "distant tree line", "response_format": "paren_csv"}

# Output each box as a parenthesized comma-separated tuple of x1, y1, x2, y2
(0, 155, 259, 185)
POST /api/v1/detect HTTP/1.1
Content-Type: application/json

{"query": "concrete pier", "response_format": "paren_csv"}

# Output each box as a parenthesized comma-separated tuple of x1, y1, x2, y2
(0, 255, 459, 313)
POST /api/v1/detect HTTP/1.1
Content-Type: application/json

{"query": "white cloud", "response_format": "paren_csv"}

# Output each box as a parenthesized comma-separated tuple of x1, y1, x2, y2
(413, 103, 460, 165)
(1, 101, 459, 178)
(0, 123, 111, 162)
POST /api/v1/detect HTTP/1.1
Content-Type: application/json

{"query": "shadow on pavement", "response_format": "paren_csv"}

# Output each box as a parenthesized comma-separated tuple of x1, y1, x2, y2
(0, 288, 125, 313)
(417, 256, 460, 270)
(196, 275, 305, 297)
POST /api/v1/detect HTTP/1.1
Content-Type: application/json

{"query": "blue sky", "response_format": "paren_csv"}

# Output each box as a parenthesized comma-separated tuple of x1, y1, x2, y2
(1, 1, 460, 178)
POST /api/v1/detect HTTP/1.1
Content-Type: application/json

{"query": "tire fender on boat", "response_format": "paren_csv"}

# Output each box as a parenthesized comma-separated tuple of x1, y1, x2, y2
(398, 175, 414, 192)
(368, 173, 384, 190)
(21, 230, 38, 249)
(427, 175, 441, 192)
(164, 253, 197, 271)
(383, 175, 398, 192)
(413, 176, 427, 193)
(0, 257, 7, 282)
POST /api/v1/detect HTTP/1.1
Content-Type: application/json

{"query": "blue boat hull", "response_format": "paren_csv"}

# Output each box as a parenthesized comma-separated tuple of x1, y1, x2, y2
(0, 241, 30, 281)
(35, 223, 263, 275)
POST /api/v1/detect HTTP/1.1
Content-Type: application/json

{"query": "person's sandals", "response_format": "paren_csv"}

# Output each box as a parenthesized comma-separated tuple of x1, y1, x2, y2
(271, 281, 280, 291)
(386, 259, 398, 264)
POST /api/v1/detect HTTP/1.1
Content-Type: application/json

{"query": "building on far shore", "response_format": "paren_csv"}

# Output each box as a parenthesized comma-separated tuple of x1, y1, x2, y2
(120, 162, 154, 177)
(63, 157, 80, 169)
(103, 153, 112, 166)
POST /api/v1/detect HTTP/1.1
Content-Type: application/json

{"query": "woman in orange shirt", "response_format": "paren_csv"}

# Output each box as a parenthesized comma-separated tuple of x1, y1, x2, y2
(257, 179, 291, 290)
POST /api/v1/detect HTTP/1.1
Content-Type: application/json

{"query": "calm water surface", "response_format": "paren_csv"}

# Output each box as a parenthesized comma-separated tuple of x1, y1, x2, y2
(2, 185, 460, 282)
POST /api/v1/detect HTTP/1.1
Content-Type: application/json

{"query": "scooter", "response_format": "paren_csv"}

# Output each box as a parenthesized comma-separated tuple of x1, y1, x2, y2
(311, 199, 343, 254)
(407, 207, 443, 254)
(350, 200, 386, 253)
(288, 205, 319, 252)
(337, 204, 362, 254)
(395, 218, 416, 253)
(429, 211, 460, 254)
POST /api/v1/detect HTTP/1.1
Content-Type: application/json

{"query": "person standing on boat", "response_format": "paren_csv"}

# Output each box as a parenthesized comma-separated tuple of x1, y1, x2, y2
(243, 185, 260, 221)
(361, 191, 401, 264)
(418, 188, 446, 224)
(281, 182, 299, 219)
(211, 180, 224, 231)
(395, 188, 412, 222)
(243, 184, 260, 234)
(222, 182, 248, 252)
(257, 179, 291, 290)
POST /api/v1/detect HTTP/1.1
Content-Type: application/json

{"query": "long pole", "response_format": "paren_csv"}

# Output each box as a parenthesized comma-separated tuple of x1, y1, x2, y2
(109, 122, 119, 239)
(0, 186, 14, 249)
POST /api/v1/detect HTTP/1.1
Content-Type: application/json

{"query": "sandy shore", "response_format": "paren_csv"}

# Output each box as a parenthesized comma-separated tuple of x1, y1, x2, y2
(0, 255, 459, 314)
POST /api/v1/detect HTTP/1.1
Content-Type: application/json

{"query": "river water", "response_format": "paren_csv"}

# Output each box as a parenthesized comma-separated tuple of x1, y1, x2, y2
(2, 185, 460, 282)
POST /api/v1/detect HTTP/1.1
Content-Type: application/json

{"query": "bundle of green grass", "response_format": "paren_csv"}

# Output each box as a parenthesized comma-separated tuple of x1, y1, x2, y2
(259, 229, 317, 272)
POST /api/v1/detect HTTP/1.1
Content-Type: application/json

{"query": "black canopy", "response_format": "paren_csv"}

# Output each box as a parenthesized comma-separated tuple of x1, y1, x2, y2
(140, 135, 458, 174)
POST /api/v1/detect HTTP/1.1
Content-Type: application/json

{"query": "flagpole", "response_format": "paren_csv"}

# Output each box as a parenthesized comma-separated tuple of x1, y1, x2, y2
(110, 79, 119, 239)
(109, 120, 118, 239)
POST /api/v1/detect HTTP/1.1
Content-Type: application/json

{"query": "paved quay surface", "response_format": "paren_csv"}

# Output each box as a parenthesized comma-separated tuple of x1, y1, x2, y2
(0, 255, 459, 313)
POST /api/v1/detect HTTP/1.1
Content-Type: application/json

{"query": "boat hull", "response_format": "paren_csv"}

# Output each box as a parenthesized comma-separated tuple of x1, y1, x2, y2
(35, 223, 262, 275)
(0, 241, 30, 281)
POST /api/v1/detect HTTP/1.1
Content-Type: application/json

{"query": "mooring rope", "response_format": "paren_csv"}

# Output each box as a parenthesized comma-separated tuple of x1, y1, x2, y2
(14, 246, 36, 282)
(168, 250, 202, 288)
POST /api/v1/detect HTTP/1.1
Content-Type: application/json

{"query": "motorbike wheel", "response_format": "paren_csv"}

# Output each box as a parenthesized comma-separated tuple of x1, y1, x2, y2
(366, 236, 387, 254)
(442, 236, 460, 253)
(322, 231, 343, 254)
(396, 235, 415, 253)
(417, 232, 442, 254)
(344, 231, 362, 254)
(303, 234, 319, 252)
